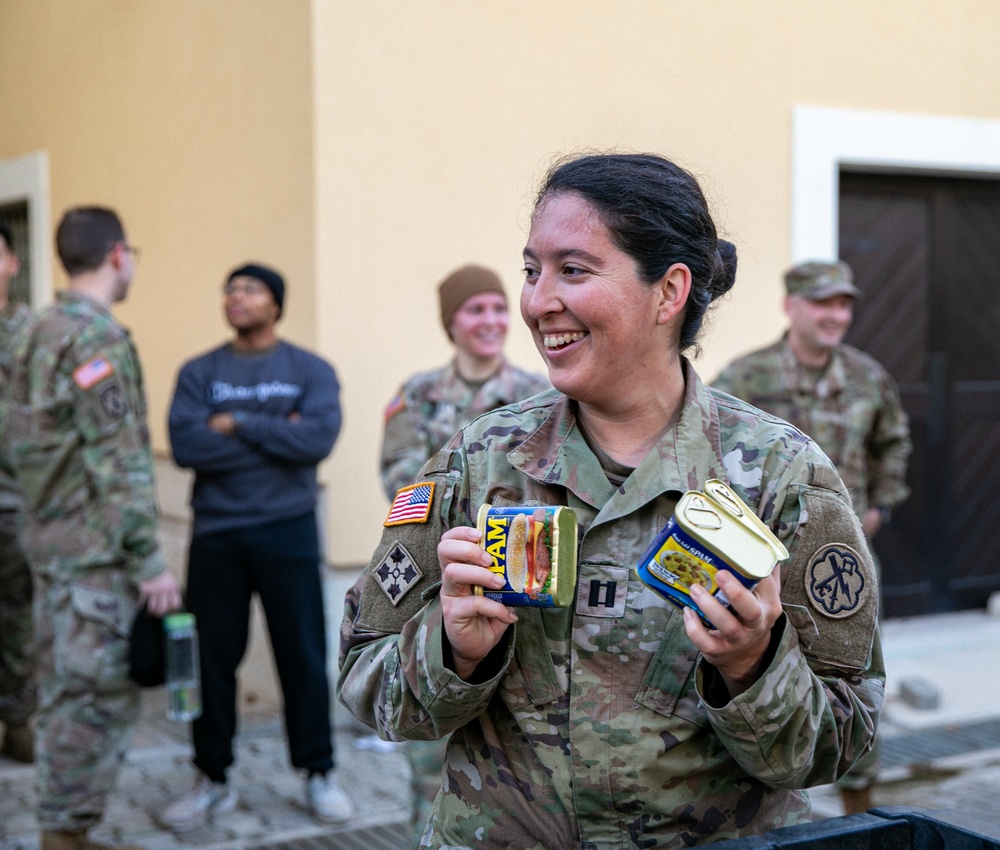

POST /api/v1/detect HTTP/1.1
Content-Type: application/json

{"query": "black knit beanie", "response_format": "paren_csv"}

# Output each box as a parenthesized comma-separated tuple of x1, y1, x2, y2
(227, 263, 285, 318)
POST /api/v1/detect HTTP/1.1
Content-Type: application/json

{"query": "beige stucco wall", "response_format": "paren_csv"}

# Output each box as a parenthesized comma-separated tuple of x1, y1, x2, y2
(0, 0, 315, 707)
(315, 0, 1000, 564)
(0, 0, 316, 450)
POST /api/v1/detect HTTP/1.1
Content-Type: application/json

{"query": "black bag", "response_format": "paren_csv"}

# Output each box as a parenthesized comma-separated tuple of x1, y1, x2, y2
(128, 602, 166, 687)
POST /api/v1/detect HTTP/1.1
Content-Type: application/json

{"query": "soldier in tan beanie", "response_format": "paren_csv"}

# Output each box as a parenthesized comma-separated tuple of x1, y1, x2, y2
(381, 264, 548, 500)
(436, 264, 507, 336)
(378, 264, 548, 839)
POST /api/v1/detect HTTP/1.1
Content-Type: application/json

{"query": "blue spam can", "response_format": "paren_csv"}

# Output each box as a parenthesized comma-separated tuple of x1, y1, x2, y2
(473, 504, 578, 607)
(636, 479, 788, 626)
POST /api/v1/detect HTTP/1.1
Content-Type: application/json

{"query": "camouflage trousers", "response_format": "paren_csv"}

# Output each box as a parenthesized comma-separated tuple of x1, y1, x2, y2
(0, 512, 36, 727)
(32, 562, 141, 832)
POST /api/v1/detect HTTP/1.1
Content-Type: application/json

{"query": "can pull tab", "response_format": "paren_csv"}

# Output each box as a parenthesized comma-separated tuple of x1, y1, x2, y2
(704, 480, 746, 519)
(683, 495, 724, 529)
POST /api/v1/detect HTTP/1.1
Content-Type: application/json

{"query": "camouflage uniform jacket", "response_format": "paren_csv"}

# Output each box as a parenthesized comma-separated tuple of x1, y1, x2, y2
(2, 291, 166, 583)
(340, 362, 884, 849)
(713, 336, 911, 517)
(379, 357, 549, 499)
(0, 301, 31, 512)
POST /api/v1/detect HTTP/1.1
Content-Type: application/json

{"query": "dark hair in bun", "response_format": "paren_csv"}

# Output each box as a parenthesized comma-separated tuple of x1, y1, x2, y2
(534, 153, 736, 352)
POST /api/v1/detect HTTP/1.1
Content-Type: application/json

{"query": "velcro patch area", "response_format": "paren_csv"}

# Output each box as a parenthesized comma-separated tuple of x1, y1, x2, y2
(780, 484, 877, 670)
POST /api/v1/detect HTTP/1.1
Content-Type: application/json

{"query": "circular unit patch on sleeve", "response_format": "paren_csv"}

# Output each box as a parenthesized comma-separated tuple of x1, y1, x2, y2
(100, 383, 129, 419)
(805, 542, 868, 619)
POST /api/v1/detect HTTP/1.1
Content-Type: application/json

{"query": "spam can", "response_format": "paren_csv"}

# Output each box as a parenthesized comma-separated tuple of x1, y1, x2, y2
(635, 479, 788, 626)
(474, 504, 578, 607)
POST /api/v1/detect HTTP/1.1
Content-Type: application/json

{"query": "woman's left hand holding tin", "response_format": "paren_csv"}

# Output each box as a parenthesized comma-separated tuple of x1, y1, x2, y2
(684, 567, 783, 698)
(438, 526, 519, 681)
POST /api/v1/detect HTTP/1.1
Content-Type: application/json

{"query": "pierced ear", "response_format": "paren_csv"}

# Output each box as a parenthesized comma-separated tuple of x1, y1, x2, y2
(656, 263, 692, 325)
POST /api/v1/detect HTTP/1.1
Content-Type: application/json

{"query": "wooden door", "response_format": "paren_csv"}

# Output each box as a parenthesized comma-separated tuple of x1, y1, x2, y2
(839, 171, 1000, 617)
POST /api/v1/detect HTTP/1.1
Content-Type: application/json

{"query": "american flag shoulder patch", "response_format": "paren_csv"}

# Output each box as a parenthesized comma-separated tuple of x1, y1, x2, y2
(383, 394, 406, 422)
(384, 482, 435, 527)
(73, 355, 115, 390)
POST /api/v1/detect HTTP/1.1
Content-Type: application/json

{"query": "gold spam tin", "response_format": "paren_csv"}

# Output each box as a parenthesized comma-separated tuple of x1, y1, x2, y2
(635, 479, 788, 625)
(473, 504, 578, 607)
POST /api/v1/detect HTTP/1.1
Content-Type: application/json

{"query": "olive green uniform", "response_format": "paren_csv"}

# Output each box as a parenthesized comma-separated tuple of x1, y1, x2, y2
(340, 363, 884, 849)
(3, 291, 166, 832)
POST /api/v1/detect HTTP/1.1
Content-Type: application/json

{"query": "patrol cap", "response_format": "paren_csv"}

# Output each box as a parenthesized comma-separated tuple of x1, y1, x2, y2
(784, 260, 861, 301)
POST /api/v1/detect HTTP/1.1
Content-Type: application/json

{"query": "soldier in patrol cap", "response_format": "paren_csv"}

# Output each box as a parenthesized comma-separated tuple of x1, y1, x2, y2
(714, 259, 911, 813)
(339, 153, 885, 848)
(0, 222, 36, 765)
(3, 207, 183, 850)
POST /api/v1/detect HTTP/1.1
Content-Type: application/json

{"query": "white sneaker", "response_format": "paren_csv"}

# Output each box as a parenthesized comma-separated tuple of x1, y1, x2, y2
(306, 772, 353, 823)
(160, 774, 238, 832)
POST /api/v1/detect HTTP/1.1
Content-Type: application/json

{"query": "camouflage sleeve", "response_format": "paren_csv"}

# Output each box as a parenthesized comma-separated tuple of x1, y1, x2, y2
(866, 368, 912, 510)
(696, 450, 884, 788)
(338, 443, 514, 739)
(74, 340, 166, 584)
(378, 387, 435, 501)
(10, 327, 166, 584)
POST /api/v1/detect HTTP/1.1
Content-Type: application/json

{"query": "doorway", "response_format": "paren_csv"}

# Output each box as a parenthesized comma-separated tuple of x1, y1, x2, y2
(839, 171, 1000, 617)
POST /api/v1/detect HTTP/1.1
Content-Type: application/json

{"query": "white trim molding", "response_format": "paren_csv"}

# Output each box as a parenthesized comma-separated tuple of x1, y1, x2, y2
(792, 106, 1000, 262)
(0, 151, 52, 307)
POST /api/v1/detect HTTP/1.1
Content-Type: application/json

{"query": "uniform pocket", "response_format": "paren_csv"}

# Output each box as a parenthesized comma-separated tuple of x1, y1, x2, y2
(57, 580, 135, 692)
(504, 608, 568, 707)
(634, 603, 707, 727)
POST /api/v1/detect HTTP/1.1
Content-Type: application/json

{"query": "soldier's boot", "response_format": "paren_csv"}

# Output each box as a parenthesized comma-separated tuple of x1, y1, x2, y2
(0, 722, 34, 762)
(40, 831, 145, 850)
(840, 785, 873, 815)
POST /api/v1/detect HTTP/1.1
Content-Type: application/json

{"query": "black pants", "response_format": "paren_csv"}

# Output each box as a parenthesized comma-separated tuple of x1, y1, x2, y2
(186, 511, 334, 781)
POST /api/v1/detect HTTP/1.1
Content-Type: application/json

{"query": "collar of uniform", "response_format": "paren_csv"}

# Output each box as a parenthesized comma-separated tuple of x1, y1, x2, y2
(505, 393, 605, 504)
(426, 357, 508, 406)
(778, 334, 847, 398)
(505, 359, 726, 518)
(598, 361, 726, 525)
(57, 288, 113, 318)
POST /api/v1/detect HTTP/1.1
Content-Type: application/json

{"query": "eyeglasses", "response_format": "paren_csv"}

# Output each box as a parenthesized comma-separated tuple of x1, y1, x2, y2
(222, 280, 269, 297)
(121, 243, 141, 260)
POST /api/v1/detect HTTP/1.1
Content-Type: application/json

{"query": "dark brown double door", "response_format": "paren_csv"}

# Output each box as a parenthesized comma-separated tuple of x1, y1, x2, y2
(839, 171, 1000, 618)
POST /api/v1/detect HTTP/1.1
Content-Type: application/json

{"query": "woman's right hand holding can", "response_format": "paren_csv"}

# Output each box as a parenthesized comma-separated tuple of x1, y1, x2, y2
(438, 526, 518, 680)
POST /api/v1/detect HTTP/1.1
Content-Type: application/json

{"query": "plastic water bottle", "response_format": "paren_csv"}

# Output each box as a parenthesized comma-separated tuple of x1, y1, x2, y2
(164, 612, 203, 721)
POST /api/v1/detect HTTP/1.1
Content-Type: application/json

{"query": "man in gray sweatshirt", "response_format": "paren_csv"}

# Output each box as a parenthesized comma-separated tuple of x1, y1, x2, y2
(162, 263, 351, 832)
